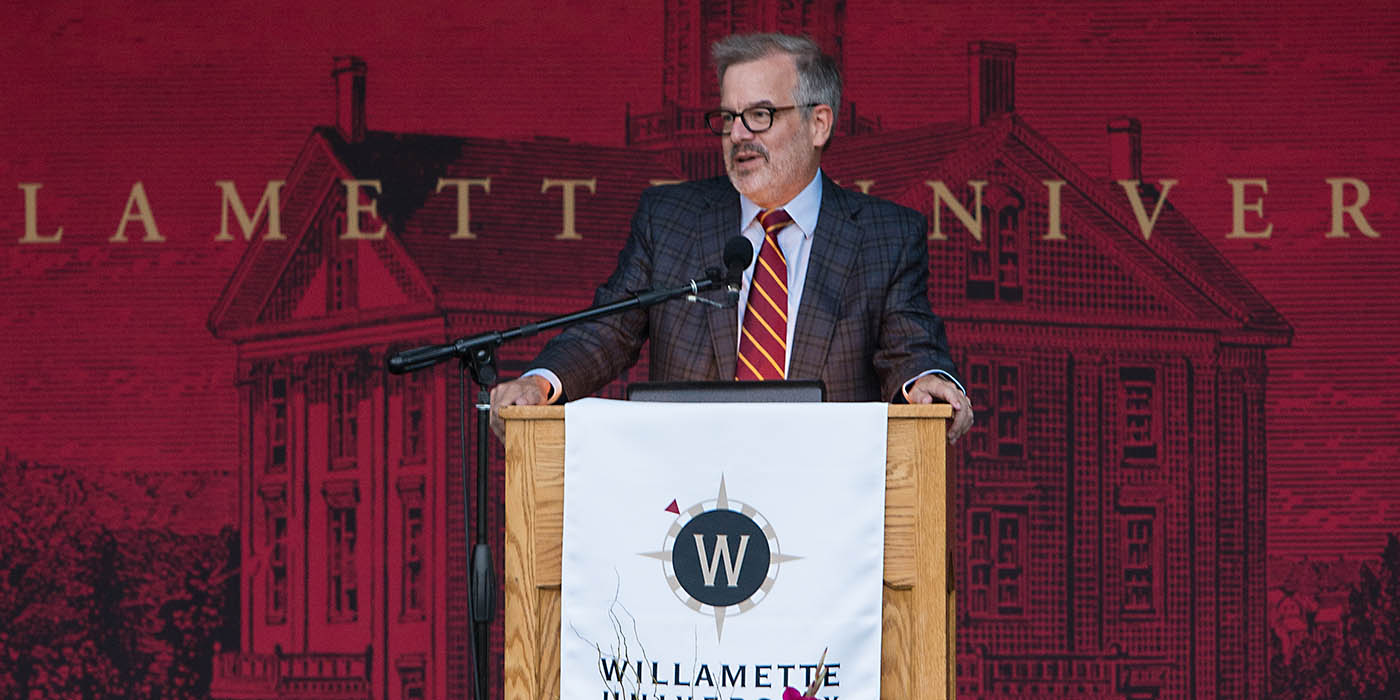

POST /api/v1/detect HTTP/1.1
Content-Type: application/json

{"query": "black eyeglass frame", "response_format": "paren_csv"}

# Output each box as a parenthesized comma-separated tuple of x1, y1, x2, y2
(703, 104, 821, 135)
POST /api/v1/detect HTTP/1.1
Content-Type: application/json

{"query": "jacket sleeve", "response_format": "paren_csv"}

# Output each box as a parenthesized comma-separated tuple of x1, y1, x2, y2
(525, 189, 659, 400)
(873, 209, 962, 401)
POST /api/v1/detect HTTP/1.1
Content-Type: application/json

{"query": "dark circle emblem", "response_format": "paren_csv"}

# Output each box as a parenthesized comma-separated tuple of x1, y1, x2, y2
(671, 510, 771, 607)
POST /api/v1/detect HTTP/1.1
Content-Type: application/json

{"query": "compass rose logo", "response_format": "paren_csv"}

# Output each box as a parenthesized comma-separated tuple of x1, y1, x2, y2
(640, 476, 801, 640)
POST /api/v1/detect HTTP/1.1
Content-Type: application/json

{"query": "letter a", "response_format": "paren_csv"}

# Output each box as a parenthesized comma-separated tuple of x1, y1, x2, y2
(111, 182, 166, 243)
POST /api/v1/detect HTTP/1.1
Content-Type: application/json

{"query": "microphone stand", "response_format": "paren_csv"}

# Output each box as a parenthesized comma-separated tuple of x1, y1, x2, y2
(385, 266, 732, 700)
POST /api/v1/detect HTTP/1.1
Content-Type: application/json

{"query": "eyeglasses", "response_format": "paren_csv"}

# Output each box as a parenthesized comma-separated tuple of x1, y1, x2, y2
(704, 104, 819, 135)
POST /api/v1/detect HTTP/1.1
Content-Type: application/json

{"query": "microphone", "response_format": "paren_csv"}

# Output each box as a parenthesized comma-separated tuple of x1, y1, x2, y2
(685, 236, 753, 308)
(722, 235, 754, 307)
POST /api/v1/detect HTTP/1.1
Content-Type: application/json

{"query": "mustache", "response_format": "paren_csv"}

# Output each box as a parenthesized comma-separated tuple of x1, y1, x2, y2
(729, 144, 769, 162)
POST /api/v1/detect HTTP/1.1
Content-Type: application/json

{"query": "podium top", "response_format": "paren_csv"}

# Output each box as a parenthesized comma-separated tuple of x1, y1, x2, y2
(500, 403, 953, 420)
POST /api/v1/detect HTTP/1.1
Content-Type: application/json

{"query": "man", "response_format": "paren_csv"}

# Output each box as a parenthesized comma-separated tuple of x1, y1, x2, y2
(490, 33, 973, 442)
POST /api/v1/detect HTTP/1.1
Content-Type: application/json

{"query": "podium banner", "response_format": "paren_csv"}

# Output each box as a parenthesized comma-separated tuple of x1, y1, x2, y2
(561, 399, 887, 700)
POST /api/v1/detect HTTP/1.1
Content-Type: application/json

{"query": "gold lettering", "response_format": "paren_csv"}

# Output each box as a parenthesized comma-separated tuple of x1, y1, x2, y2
(17, 183, 62, 244)
(1116, 179, 1178, 241)
(214, 180, 285, 242)
(541, 177, 597, 240)
(925, 180, 986, 241)
(341, 179, 387, 239)
(1226, 178, 1272, 239)
(1042, 180, 1067, 240)
(110, 182, 165, 243)
(852, 179, 875, 195)
(1326, 178, 1380, 238)
(436, 177, 491, 239)
(648, 179, 685, 187)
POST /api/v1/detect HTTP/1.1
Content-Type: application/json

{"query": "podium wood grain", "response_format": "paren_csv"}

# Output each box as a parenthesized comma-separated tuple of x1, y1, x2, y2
(502, 404, 954, 700)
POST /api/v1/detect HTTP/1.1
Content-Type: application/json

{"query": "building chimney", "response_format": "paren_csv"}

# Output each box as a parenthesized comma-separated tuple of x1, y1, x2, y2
(968, 41, 1017, 126)
(1108, 117, 1142, 181)
(333, 56, 367, 144)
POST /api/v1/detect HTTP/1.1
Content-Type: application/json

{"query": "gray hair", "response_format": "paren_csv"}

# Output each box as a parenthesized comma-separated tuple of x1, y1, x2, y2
(712, 33, 842, 128)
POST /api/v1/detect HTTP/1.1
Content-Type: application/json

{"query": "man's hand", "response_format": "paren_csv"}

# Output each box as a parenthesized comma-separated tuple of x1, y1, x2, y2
(905, 374, 974, 444)
(489, 375, 553, 440)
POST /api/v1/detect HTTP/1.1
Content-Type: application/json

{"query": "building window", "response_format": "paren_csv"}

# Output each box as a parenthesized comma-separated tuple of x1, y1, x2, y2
(996, 207, 1023, 302)
(967, 364, 992, 456)
(268, 375, 288, 472)
(267, 514, 288, 624)
(397, 657, 427, 700)
(965, 191, 1024, 302)
(1120, 367, 1160, 464)
(968, 507, 1027, 616)
(260, 484, 288, 626)
(398, 476, 427, 621)
(967, 361, 1024, 459)
(328, 504, 358, 622)
(331, 366, 357, 468)
(995, 364, 1023, 458)
(402, 372, 427, 462)
(404, 505, 425, 618)
(966, 205, 995, 300)
(403, 671, 425, 700)
(328, 212, 355, 313)
(1123, 511, 1158, 614)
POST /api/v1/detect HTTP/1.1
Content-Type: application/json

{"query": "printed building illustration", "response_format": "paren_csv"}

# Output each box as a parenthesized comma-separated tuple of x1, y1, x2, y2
(208, 3, 1289, 698)
(827, 46, 1292, 697)
(206, 63, 678, 699)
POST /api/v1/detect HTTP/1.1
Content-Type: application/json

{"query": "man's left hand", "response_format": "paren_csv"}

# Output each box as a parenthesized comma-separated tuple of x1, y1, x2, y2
(905, 374, 974, 444)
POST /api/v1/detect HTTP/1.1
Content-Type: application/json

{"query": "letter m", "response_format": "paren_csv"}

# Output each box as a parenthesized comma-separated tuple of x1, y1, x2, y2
(215, 180, 286, 241)
(694, 534, 750, 587)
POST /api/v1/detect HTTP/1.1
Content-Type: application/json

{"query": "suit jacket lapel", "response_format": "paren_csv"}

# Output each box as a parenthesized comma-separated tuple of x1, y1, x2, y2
(789, 177, 863, 382)
(702, 186, 742, 379)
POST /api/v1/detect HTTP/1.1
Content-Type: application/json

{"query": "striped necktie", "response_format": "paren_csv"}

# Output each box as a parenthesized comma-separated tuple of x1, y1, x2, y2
(735, 208, 793, 381)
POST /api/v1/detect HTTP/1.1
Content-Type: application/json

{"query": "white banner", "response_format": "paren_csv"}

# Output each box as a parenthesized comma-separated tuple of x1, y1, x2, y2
(561, 399, 887, 700)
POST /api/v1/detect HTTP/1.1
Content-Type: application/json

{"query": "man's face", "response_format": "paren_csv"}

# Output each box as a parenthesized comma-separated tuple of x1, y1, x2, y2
(719, 53, 828, 208)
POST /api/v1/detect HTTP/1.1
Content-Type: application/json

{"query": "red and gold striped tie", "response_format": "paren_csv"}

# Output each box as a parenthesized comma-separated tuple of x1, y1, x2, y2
(736, 208, 793, 381)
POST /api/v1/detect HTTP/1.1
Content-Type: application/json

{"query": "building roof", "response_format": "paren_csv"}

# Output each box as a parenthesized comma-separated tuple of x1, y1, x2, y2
(825, 116, 1290, 341)
(210, 128, 685, 339)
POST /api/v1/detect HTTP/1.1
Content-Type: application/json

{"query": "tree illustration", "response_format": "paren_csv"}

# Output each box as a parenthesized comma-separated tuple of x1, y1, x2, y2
(1271, 534, 1400, 699)
(0, 457, 237, 699)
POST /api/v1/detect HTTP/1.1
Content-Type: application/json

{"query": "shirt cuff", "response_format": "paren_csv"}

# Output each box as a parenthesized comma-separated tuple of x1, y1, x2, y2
(520, 368, 563, 404)
(901, 369, 966, 403)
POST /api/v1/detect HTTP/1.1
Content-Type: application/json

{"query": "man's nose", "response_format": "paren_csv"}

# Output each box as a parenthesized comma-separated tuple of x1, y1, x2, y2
(729, 117, 756, 142)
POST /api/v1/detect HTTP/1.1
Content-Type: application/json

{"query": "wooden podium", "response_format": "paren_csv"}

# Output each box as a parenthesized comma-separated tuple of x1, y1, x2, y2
(501, 404, 955, 700)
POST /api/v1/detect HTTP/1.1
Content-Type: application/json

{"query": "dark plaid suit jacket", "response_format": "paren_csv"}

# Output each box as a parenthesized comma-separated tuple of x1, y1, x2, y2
(528, 174, 961, 402)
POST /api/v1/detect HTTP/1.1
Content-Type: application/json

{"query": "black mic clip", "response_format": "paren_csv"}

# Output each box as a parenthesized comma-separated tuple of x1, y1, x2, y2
(685, 267, 731, 308)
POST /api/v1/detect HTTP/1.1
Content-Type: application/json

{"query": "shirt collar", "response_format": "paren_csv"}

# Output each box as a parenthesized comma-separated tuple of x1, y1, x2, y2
(738, 169, 823, 239)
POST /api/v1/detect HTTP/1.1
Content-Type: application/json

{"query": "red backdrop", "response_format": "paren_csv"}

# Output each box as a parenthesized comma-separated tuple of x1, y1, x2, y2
(2, 1, 1396, 699)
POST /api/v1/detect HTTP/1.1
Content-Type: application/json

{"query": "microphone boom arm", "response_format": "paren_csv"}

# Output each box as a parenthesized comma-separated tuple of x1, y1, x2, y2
(386, 267, 730, 377)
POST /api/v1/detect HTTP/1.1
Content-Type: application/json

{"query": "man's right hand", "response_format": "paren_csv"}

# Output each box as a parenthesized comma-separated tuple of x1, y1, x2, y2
(489, 375, 553, 440)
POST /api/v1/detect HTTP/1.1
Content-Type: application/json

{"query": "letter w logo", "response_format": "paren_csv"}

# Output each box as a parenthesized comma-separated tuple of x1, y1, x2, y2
(693, 534, 750, 587)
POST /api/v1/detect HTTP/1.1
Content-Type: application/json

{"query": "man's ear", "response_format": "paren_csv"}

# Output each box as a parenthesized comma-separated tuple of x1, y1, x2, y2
(809, 104, 835, 148)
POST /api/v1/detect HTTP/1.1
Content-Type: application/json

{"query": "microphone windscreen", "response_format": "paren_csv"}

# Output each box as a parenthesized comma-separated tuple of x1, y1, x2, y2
(723, 235, 754, 272)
